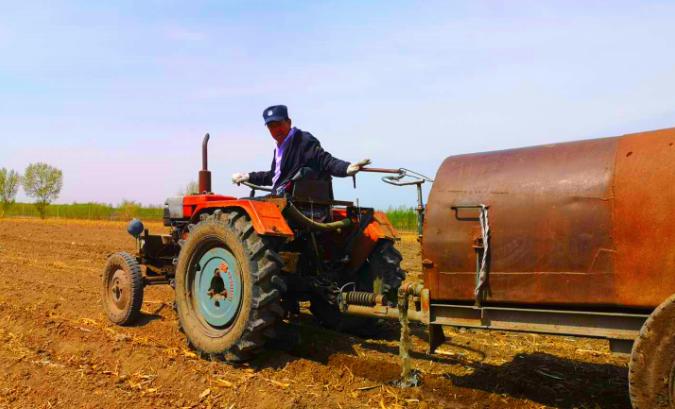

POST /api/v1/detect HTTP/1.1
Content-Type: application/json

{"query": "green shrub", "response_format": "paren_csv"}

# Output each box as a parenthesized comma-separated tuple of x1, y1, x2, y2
(384, 206, 417, 232)
(5, 202, 163, 221)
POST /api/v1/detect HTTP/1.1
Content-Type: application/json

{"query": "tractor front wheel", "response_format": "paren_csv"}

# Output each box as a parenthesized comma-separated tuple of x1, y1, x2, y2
(175, 210, 284, 361)
(102, 252, 144, 325)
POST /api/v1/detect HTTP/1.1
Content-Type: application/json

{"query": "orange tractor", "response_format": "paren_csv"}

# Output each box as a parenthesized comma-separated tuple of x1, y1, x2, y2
(102, 134, 420, 361)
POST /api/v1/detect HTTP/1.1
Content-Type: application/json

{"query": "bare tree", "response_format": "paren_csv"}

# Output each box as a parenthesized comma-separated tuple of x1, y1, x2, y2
(178, 180, 199, 196)
(0, 168, 21, 217)
(23, 163, 63, 219)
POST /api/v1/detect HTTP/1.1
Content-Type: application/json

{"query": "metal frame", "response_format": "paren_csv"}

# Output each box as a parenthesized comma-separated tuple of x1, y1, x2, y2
(338, 282, 649, 354)
(428, 302, 648, 344)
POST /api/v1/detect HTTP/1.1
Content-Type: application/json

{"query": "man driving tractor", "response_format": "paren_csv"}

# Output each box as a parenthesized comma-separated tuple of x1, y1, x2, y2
(231, 105, 371, 195)
(102, 106, 407, 360)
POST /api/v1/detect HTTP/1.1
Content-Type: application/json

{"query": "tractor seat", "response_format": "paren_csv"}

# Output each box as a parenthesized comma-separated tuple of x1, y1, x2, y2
(291, 178, 333, 204)
(289, 167, 354, 208)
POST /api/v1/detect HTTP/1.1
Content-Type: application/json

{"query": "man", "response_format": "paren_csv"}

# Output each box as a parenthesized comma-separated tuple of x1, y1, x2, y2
(231, 105, 370, 195)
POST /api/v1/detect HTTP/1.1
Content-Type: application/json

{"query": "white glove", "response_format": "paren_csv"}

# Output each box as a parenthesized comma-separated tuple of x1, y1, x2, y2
(231, 172, 250, 184)
(346, 159, 371, 176)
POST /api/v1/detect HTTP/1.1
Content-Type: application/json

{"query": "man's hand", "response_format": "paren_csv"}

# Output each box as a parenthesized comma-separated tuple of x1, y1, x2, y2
(346, 159, 371, 176)
(231, 172, 250, 184)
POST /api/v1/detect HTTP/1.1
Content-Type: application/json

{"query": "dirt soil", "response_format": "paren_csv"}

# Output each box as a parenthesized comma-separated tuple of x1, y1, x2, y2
(0, 218, 632, 409)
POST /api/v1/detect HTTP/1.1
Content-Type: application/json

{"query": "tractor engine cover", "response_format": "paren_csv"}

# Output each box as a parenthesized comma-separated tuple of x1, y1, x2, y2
(164, 196, 185, 221)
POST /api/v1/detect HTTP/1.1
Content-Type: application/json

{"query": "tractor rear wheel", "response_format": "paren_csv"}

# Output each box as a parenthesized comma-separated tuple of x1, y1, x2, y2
(102, 252, 144, 325)
(365, 240, 406, 305)
(310, 239, 405, 331)
(629, 294, 675, 409)
(175, 209, 284, 361)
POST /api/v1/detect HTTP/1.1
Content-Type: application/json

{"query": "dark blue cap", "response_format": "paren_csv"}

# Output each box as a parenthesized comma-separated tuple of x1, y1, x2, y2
(263, 105, 289, 124)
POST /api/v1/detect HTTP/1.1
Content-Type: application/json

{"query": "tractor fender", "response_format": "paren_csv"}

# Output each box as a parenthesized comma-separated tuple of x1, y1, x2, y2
(346, 211, 398, 271)
(190, 199, 294, 238)
(370, 211, 398, 240)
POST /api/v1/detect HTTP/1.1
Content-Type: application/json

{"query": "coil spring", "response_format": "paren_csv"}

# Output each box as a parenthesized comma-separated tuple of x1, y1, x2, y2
(344, 291, 376, 306)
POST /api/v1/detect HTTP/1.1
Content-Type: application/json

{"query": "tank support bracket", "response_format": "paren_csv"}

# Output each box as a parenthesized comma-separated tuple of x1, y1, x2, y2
(451, 204, 490, 306)
(427, 325, 446, 354)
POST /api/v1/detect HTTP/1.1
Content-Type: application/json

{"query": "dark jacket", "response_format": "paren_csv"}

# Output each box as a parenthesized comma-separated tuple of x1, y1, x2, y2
(248, 128, 350, 193)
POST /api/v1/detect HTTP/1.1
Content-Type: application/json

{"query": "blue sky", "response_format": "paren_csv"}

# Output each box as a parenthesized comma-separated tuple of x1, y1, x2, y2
(2, 1, 675, 209)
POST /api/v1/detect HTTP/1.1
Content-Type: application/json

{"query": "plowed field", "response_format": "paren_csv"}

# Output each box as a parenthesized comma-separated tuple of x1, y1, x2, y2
(0, 218, 631, 408)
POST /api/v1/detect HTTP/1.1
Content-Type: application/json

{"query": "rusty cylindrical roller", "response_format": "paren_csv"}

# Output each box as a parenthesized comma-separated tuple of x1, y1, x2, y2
(423, 127, 675, 309)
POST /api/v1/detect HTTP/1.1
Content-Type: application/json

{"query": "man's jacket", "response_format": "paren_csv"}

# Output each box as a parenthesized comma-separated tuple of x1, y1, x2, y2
(248, 128, 350, 193)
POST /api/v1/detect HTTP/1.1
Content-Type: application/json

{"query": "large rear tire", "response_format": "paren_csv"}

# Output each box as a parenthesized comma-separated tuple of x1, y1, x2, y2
(366, 240, 405, 305)
(310, 239, 405, 331)
(175, 209, 284, 361)
(102, 252, 144, 326)
(629, 294, 675, 409)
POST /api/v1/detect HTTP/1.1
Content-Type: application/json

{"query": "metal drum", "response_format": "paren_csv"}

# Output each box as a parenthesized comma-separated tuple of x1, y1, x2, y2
(423, 127, 675, 309)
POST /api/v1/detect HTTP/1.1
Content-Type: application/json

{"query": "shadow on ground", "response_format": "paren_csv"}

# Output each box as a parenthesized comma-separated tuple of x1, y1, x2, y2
(160, 303, 632, 409)
(130, 311, 164, 326)
(445, 351, 630, 409)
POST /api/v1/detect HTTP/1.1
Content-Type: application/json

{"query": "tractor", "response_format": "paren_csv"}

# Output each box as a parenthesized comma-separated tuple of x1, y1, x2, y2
(102, 134, 426, 361)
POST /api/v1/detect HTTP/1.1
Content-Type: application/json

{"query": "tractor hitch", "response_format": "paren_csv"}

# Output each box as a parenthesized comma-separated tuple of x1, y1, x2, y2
(338, 281, 428, 388)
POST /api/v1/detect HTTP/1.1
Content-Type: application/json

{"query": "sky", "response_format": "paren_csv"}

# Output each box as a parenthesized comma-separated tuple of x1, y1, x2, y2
(1, 1, 675, 209)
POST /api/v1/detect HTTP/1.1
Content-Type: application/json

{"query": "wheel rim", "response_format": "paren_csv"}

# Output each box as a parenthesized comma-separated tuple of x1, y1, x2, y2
(109, 269, 130, 311)
(190, 246, 242, 329)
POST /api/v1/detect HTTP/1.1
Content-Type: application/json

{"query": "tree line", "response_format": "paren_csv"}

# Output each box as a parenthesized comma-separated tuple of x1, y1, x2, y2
(0, 163, 63, 219)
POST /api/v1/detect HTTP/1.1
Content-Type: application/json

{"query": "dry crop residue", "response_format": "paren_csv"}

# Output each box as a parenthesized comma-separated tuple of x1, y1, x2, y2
(0, 218, 631, 408)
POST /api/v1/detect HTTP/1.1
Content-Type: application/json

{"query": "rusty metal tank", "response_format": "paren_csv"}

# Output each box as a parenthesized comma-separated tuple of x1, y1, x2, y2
(422, 127, 675, 309)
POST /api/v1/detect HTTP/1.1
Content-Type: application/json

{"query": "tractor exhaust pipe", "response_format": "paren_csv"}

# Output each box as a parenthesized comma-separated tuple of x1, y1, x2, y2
(199, 133, 211, 194)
